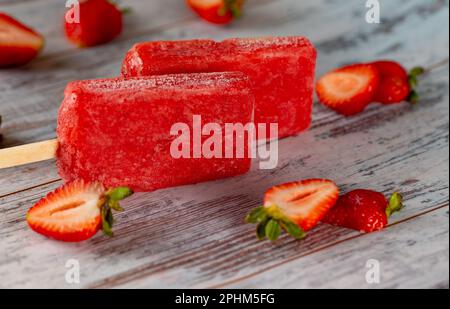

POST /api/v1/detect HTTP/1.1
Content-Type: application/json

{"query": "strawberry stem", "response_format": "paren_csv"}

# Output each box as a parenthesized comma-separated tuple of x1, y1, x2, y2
(108, 0, 131, 15)
(256, 219, 269, 240)
(245, 206, 306, 241)
(386, 192, 404, 218)
(407, 66, 425, 104)
(220, 0, 245, 18)
(121, 7, 132, 15)
(101, 187, 133, 237)
(407, 59, 450, 104)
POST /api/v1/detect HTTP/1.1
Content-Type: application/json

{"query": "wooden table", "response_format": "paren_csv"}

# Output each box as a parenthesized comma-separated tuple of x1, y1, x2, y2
(0, 0, 448, 289)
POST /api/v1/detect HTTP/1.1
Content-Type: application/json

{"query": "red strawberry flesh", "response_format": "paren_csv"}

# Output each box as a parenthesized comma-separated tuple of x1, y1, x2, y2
(0, 13, 44, 67)
(246, 179, 339, 241)
(264, 179, 340, 231)
(316, 64, 380, 116)
(27, 180, 105, 242)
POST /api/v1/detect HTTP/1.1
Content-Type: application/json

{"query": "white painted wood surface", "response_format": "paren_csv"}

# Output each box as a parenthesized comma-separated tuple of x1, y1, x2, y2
(0, 0, 448, 288)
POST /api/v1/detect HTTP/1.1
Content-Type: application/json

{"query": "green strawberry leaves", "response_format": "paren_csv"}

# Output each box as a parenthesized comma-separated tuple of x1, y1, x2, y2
(407, 66, 425, 104)
(280, 220, 305, 239)
(219, 0, 245, 18)
(246, 206, 267, 223)
(386, 192, 404, 218)
(256, 220, 268, 240)
(108, 187, 133, 202)
(245, 206, 306, 242)
(108, 0, 132, 15)
(265, 219, 281, 241)
(101, 187, 133, 237)
(102, 205, 114, 237)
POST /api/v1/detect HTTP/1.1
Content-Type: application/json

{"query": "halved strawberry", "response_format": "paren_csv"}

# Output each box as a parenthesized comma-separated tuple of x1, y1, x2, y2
(316, 64, 380, 116)
(322, 189, 404, 233)
(187, 0, 245, 25)
(0, 13, 44, 68)
(372, 60, 425, 104)
(26, 180, 133, 242)
(246, 179, 339, 241)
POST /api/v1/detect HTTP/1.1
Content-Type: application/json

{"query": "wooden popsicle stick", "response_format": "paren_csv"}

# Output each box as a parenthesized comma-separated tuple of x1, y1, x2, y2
(0, 139, 58, 169)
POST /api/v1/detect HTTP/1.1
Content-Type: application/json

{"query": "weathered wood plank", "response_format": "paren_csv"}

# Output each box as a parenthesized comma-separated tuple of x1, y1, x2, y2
(227, 206, 449, 289)
(0, 185, 446, 289)
(0, 0, 42, 5)
(0, 160, 59, 197)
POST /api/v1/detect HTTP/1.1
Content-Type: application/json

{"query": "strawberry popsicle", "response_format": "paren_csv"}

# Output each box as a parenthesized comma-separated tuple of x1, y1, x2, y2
(57, 72, 254, 192)
(122, 37, 317, 138)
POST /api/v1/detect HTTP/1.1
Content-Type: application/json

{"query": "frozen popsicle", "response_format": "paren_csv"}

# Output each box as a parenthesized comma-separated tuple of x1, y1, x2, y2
(56, 72, 255, 192)
(122, 37, 317, 138)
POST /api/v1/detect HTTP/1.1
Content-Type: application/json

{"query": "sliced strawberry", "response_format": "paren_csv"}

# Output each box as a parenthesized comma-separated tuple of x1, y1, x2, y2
(316, 64, 380, 116)
(322, 190, 404, 233)
(372, 60, 425, 104)
(27, 180, 133, 242)
(246, 179, 339, 241)
(0, 13, 44, 67)
(187, 0, 245, 25)
(27, 180, 105, 242)
(64, 0, 123, 47)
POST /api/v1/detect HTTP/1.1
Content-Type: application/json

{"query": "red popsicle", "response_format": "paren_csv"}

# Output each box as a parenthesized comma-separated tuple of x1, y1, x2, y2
(122, 37, 317, 138)
(57, 73, 254, 192)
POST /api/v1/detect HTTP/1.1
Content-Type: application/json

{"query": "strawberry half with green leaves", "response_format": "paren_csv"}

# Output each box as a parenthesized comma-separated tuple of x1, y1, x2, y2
(372, 60, 425, 104)
(246, 179, 339, 241)
(64, 0, 124, 47)
(26, 180, 133, 242)
(322, 189, 404, 233)
(187, 0, 245, 25)
(316, 64, 380, 116)
(0, 13, 44, 68)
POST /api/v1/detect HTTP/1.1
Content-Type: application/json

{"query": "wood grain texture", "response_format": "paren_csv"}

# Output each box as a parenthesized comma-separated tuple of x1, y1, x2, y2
(227, 206, 450, 289)
(0, 0, 448, 288)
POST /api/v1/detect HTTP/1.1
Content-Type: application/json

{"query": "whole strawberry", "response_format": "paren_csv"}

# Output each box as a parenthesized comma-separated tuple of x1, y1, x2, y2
(187, 0, 245, 25)
(322, 189, 404, 233)
(64, 0, 123, 47)
(372, 60, 425, 104)
(0, 13, 44, 67)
